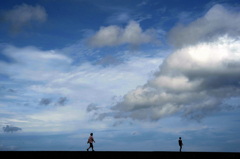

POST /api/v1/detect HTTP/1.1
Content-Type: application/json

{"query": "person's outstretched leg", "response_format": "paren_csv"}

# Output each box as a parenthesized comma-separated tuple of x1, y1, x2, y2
(87, 146, 90, 151)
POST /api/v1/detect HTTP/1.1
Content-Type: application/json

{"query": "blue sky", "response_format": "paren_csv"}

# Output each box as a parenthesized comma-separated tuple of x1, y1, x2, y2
(1, 0, 240, 151)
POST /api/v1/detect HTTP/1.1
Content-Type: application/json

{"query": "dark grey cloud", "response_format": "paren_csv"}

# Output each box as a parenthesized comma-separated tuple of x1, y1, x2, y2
(8, 89, 16, 93)
(58, 97, 68, 106)
(96, 113, 108, 121)
(1, 3, 47, 33)
(2, 125, 22, 133)
(112, 121, 123, 127)
(24, 103, 29, 106)
(86, 103, 100, 112)
(39, 98, 52, 106)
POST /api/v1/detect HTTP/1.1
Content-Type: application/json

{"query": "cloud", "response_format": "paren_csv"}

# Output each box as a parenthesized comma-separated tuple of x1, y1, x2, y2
(95, 55, 123, 66)
(86, 103, 99, 112)
(0, 45, 72, 81)
(107, 12, 131, 24)
(58, 97, 68, 106)
(112, 121, 123, 127)
(95, 113, 108, 121)
(2, 125, 22, 133)
(111, 35, 240, 122)
(87, 21, 160, 48)
(39, 98, 52, 106)
(0, 43, 163, 132)
(1, 3, 47, 33)
(167, 4, 240, 48)
(108, 5, 240, 122)
(7, 89, 16, 93)
(137, 1, 148, 7)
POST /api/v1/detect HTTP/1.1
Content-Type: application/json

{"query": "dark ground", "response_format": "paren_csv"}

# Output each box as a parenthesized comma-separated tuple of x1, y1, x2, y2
(1, 151, 239, 159)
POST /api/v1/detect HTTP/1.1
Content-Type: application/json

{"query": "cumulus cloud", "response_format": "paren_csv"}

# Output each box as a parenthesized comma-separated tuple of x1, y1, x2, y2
(2, 125, 22, 133)
(108, 5, 240, 122)
(87, 21, 160, 48)
(168, 4, 240, 48)
(1, 3, 47, 32)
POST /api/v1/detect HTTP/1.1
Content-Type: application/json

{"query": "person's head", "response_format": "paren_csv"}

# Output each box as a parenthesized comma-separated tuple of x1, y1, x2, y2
(179, 137, 181, 139)
(90, 133, 93, 136)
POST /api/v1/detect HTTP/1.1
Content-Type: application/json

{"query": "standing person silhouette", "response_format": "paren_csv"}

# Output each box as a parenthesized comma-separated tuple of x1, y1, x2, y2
(87, 133, 95, 151)
(178, 137, 183, 152)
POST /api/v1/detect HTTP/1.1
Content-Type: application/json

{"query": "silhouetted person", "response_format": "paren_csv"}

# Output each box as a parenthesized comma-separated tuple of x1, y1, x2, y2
(178, 137, 183, 152)
(87, 133, 95, 151)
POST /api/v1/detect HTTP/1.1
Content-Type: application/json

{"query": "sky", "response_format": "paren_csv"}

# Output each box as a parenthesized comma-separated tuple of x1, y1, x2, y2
(0, 0, 240, 152)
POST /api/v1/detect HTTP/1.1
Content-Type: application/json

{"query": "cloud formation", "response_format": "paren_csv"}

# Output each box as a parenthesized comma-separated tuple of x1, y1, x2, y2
(107, 12, 131, 24)
(168, 4, 240, 48)
(86, 103, 100, 112)
(95, 55, 123, 66)
(2, 125, 22, 133)
(107, 4, 240, 122)
(0, 45, 72, 81)
(1, 3, 47, 32)
(87, 21, 160, 48)
(39, 98, 52, 106)
(58, 97, 68, 106)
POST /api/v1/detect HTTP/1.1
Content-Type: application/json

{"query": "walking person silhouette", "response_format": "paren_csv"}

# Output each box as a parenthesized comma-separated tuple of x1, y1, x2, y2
(178, 137, 183, 152)
(87, 133, 95, 151)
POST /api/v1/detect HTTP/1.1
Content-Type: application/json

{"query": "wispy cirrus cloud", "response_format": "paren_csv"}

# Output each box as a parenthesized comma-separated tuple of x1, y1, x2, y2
(0, 42, 164, 132)
(0, 45, 72, 81)
(106, 12, 131, 24)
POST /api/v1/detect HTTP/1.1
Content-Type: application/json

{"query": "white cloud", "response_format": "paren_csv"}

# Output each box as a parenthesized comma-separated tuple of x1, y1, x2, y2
(0, 46, 72, 81)
(0, 44, 164, 132)
(87, 21, 160, 48)
(110, 35, 240, 121)
(136, 1, 148, 7)
(106, 12, 131, 24)
(107, 5, 240, 122)
(1, 3, 47, 32)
